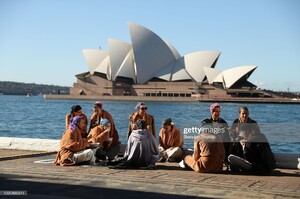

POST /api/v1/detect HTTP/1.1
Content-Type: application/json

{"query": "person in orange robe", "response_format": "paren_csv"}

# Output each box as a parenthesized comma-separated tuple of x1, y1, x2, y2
(65, 105, 88, 138)
(158, 118, 184, 162)
(127, 102, 155, 139)
(54, 116, 96, 166)
(89, 102, 119, 146)
(182, 125, 225, 173)
(88, 119, 120, 161)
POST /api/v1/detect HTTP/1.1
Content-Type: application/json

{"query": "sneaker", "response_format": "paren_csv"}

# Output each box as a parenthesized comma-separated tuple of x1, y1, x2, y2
(179, 160, 186, 169)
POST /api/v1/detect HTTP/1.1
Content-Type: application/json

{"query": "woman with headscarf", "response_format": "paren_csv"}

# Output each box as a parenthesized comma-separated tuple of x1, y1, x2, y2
(88, 119, 120, 161)
(54, 116, 96, 166)
(89, 101, 119, 145)
(158, 118, 184, 162)
(127, 102, 155, 139)
(65, 105, 88, 138)
(202, 103, 231, 165)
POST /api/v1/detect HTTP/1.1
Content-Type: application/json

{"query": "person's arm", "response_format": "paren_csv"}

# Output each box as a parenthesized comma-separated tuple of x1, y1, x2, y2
(64, 130, 90, 152)
(88, 113, 97, 133)
(65, 114, 71, 130)
(152, 117, 156, 138)
(158, 128, 165, 149)
(193, 138, 201, 161)
(174, 129, 184, 148)
(96, 129, 110, 144)
(126, 121, 133, 140)
(82, 115, 88, 134)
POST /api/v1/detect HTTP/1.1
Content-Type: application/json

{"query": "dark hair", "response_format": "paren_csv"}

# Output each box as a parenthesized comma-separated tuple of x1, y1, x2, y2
(239, 106, 249, 113)
(162, 118, 172, 126)
(71, 105, 82, 114)
(135, 119, 146, 130)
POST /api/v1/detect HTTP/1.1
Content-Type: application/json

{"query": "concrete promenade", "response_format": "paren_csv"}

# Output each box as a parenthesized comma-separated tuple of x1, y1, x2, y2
(0, 149, 299, 199)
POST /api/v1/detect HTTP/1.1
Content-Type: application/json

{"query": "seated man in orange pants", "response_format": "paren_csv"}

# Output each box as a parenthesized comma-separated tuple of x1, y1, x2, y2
(181, 125, 225, 173)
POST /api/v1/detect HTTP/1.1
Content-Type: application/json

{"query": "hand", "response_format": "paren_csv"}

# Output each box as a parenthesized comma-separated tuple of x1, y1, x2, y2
(131, 123, 137, 130)
(240, 139, 248, 150)
(90, 143, 100, 148)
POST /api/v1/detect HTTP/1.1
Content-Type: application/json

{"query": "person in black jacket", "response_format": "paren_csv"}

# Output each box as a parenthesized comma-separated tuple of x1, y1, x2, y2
(228, 124, 276, 175)
(231, 106, 261, 141)
(202, 103, 231, 165)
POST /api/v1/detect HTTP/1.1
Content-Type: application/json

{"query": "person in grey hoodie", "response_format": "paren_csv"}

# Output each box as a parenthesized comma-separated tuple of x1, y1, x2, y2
(111, 119, 159, 169)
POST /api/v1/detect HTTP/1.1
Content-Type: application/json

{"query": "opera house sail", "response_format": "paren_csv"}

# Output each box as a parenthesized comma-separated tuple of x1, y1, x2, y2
(70, 22, 258, 98)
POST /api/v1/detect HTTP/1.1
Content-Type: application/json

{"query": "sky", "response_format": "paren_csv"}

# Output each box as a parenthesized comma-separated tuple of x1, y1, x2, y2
(0, 0, 299, 92)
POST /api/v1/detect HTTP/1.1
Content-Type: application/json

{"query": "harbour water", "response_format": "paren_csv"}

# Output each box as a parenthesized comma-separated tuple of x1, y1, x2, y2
(0, 95, 299, 154)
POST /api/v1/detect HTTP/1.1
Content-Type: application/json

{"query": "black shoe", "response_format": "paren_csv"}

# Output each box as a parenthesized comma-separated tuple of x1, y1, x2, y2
(158, 156, 167, 162)
(108, 161, 130, 169)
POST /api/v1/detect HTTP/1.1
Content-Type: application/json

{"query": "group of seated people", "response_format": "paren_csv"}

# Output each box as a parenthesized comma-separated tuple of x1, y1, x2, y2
(54, 101, 276, 175)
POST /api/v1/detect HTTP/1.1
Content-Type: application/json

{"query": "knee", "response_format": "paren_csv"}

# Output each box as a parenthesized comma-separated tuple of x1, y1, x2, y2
(227, 154, 235, 163)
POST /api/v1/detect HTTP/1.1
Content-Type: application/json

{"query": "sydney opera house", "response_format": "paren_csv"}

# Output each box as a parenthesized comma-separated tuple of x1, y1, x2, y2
(70, 22, 260, 98)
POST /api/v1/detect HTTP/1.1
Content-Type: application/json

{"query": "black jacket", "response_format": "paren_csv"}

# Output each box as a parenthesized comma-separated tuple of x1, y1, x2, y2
(231, 117, 261, 139)
(231, 133, 276, 175)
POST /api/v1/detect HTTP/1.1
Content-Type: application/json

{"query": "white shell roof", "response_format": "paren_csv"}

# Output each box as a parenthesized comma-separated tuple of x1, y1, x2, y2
(184, 51, 221, 82)
(203, 67, 221, 84)
(128, 22, 177, 84)
(81, 23, 257, 87)
(82, 49, 108, 75)
(108, 38, 134, 81)
(94, 56, 111, 80)
(221, 65, 257, 88)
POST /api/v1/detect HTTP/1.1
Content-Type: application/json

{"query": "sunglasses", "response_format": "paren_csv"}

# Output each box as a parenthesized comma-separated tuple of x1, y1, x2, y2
(140, 107, 147, 110)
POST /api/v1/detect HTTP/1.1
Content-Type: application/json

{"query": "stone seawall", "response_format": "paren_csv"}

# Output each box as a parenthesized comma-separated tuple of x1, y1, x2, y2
(1, 137, 299, 169)
(44, 94, 300, 104)
(0, 137, 60, 152)
(44, 94, 197, 102)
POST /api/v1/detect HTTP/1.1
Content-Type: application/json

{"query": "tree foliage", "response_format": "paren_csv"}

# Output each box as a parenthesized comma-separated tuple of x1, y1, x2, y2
(0, 81, 69, 95)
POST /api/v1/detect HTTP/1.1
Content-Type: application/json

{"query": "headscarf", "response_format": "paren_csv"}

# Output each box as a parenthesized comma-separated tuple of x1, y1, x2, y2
(70, 116, 83, 130)
(94, 101, 103, 108)
(100, 118, 110, 126)
(134, 102, 145, 111)
(210, 103, 222, 113)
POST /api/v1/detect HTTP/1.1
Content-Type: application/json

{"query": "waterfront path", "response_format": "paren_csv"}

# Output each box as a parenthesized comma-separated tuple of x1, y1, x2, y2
(0, 149, 299, 199)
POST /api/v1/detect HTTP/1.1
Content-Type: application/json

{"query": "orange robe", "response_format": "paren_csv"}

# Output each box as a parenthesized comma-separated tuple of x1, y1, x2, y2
(159, 124, 183, 150)
(87, 125, 116, 149)
(89, 110, 119, 147)
(54, 127, 90, 166)
(127, 112, 156, 139)
(65, 113, 88, 138)
(185, 133, 225, 173)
